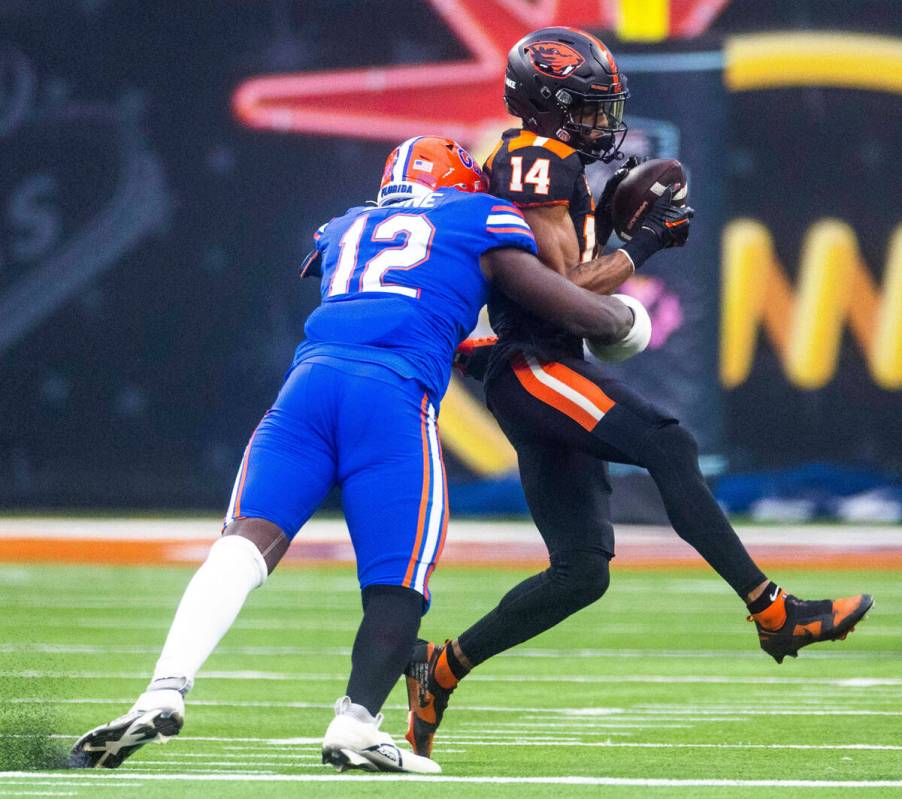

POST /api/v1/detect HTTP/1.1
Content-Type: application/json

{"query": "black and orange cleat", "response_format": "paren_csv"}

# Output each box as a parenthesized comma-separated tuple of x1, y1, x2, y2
(750, 591, 874, 664)
(403, 639, 456, 757)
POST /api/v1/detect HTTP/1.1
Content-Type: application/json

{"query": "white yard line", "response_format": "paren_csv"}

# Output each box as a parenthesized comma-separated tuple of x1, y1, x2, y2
(0, 783, 140, 789)
(134, 761, 323, 770)
(12, 697, 902, 718)
(2, 619, 361, 632)
(115, 762, 283, 772)
(0, 644, 357, 657)
(2, 640, 893, 660)
(481, 723, 685, 731)
(438, 737, 902, 750)
(0, 793, 76, 797)
(0, 599, 358, 611)
(13, 618, 902, 636)
(3, 772, 902, 788)
(12, 730, 902, 752)
(164, 753, 322, 760)
(5, 668, 901, 688)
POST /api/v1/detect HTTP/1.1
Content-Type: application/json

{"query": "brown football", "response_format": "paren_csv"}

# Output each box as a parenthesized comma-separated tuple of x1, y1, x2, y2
(611, 158, 687, 241)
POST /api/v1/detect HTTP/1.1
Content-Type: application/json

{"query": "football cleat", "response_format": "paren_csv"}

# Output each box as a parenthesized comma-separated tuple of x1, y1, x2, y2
(68, 689, 184, 768)
(321, 696, 441, 774)
(750, 591, 874, 664)
(404, 639, 455, 758)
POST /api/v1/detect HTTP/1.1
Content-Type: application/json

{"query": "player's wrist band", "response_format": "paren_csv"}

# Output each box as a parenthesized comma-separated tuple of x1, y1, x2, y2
(619, 228, 662, 270)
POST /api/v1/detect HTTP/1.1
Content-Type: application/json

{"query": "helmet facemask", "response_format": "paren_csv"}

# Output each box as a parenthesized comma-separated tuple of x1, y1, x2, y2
(556, 91, 629, 163)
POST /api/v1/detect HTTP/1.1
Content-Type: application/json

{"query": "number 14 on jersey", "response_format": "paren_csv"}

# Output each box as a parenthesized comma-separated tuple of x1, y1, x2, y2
(509, 156, 551, 195)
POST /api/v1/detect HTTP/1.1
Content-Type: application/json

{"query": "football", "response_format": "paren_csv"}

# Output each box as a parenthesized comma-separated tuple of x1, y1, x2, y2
(611, 158, 688, 241)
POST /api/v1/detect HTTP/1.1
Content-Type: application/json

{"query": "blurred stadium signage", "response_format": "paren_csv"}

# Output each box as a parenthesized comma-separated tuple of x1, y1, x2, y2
(232, 0, 729, 143)
(721, 32, 902, 391)
(722, 32, 902, 474)
(721, 219, 902, 390)
(0, 48, 170, 357)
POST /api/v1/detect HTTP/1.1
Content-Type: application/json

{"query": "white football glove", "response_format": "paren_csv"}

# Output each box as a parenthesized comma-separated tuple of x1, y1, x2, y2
(585, 293, 652, 363)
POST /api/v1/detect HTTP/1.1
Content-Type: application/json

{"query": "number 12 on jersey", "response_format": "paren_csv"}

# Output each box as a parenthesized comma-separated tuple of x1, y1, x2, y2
(327, 214, 436, 300)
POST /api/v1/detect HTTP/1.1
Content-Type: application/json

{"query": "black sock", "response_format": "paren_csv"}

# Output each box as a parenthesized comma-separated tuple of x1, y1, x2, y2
(345, 585, 424, 716)
(746, 582, 780, 615)
(443, 642, 469, 680)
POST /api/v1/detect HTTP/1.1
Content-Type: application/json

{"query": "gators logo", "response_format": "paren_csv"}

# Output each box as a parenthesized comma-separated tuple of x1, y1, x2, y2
(525, 41, 584, 79)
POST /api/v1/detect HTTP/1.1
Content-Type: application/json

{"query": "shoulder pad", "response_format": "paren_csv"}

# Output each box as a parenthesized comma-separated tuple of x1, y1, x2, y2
(507, 131, 577, 160)
(312, 219, 333, 241)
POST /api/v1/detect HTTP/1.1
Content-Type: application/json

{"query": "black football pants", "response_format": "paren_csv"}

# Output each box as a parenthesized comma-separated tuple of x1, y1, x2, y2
(456, 353, 766, 667)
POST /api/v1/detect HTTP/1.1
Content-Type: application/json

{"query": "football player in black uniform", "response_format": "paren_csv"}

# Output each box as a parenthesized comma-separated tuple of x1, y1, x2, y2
(404, 27, 874, 758)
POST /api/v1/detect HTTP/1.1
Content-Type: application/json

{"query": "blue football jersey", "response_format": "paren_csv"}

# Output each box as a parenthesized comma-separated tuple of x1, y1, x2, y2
(294, 188, 537, 399)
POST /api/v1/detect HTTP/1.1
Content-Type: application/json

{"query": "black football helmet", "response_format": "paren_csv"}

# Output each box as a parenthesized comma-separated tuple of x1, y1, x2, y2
(504, 27, 629, 162)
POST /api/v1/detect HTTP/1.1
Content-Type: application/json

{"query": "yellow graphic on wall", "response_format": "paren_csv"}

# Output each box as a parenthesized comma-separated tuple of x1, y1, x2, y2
(721, 219, 902, 390)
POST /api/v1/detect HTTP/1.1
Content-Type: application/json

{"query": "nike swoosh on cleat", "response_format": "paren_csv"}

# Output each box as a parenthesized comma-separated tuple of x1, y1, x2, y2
(374, 744, 401, 763)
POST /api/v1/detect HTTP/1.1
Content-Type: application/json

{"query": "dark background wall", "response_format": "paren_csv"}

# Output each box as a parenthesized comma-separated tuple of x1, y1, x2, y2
(1, 1, 899, 511)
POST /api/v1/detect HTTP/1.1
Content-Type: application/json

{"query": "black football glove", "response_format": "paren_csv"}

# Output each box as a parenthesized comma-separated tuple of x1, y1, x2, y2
(299, 248, 322, 279)
(595, 156, 648, 248)
(621, 187, 694, 269)
(639, 186, 694, 248)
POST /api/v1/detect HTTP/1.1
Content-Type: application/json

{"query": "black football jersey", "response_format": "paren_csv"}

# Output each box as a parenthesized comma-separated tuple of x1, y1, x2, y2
(484, 128, 596, 370)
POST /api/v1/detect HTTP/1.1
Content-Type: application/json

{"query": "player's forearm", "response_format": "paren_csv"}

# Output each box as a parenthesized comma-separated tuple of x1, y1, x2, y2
(561, 294, 634, 343)
(567, 250, 635, 295)
(483, 247, 633, 342)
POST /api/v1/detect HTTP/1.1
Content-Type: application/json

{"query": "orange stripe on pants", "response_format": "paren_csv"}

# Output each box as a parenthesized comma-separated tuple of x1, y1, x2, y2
(541, 361, 616, 414)
(422, 424, 450, 595)
(512, 355, 615, 432)
(402, 395, 431, 588)
(233, 426, 261, 519)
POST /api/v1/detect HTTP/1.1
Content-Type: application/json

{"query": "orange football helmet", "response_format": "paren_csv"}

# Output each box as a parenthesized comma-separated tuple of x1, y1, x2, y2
(378, 136, 485, 206)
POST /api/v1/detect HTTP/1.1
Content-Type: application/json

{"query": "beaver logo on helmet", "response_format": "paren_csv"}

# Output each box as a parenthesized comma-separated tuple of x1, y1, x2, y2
(524, 41, 584, 79)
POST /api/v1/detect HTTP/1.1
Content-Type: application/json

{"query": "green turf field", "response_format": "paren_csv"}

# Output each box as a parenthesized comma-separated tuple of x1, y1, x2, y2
(1, 562, 900, 798)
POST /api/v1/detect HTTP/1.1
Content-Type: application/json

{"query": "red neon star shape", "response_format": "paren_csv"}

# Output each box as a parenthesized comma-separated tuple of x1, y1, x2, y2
(232, 0, 728, 146)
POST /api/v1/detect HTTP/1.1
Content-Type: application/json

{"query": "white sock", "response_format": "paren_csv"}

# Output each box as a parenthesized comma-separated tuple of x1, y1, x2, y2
(151, 535, 267, 689)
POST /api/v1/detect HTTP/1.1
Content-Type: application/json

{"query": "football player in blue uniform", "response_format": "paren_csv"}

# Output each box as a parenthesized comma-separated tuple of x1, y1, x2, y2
(403, 28, 875, 760)
(69, 135, 636, 774)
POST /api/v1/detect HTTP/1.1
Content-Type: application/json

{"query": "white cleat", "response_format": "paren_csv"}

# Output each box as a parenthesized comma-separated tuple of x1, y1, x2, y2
(321, 696, 441, 774)
(68, 688, 185, 769)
